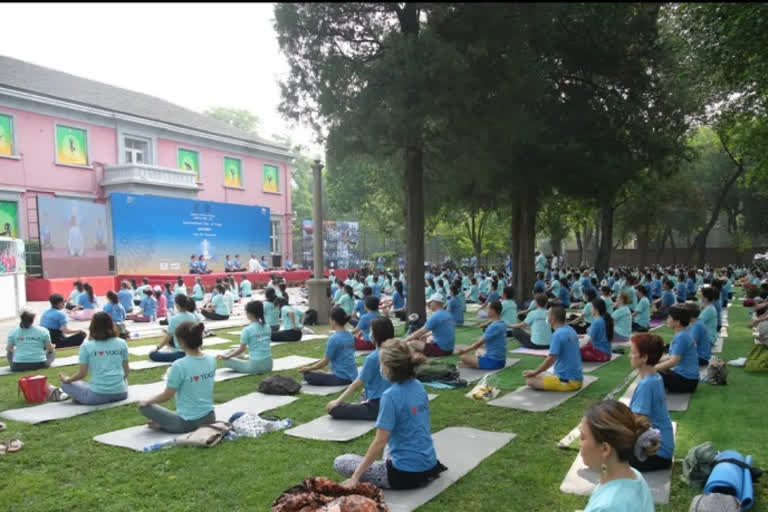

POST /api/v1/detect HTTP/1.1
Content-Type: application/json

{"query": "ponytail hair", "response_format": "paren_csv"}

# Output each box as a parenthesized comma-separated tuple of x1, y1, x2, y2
(591, 298, 614, 340)
(175, 321, 205, 349)
(185, 296, 197, 313)
(330, 307, 350, 326)
(20, 310, 35, 329)
(246, 300, 265, 324)
(584, 399, 660, 462)
(379, 338, 426, 383)
(370, 316, 395, 347)
(83, 283, 95, 303)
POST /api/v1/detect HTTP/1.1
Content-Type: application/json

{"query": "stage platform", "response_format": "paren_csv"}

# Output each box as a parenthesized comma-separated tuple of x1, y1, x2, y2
(25, 269, 351, 301)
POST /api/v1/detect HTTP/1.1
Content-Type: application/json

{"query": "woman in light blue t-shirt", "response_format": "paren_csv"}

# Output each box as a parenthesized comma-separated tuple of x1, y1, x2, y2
(270, 297, 303, 342)
(138, 321, 216, 433)
(59, 312, 130, 405)
(218, 300, 273, 374)
(299, 308, 357, 386)
(580, 400, 657, 512)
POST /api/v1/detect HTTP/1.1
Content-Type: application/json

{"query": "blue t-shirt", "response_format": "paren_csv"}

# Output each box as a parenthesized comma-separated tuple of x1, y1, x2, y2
(241, 321, 272, 361)
(524, 308, 552, 346)
(584, 468, 655, 512)
(103, 302, 126, 323)
(40, 307, 68, 331)
(168, 312, 199, 350)
(629, 373, 674, 459)
(424, 309, 455, 352)
(189, 260, 199, 272)
(558, 286, 571, 308)
(140, 295, 158, 319)
(371, 284, 381, 299)
(533, 280, 546, 294)
(634, 297, 650, 328)
(376, 379, 437, 472)
(357, 311, 380, 342)
(660, 290, 676, 311)
(354, 299, 367, 317)
(650, 279, 662, 298)
(392, 291, 405, 310)
(264, 301, 280, 327)
(78, 293, 98, 310)
(549, 325, 583, 382)
(484, 291, 499, 305)
(117, 289, 134, 311)
(360, 349, 390, 401)
(699, 305, 717, 347)
(482, 320, 507, 361)
(689, 321, 711, 362)
(612, 306, 631, 338)
(78, 337, 129, 394)
(325, 330, 358, 382)
(8, 326, 50, 363)
(447, 296, 464, 325)
(167, 354, 217, 420)
(670, 330, 699, 379)
(588, 316, 611, 355)
(225, 259, 234, 270)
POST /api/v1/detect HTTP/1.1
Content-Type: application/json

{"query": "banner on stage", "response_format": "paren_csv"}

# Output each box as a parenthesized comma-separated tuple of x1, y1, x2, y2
(110, 193, 271, 274)
(301, 220, 360, 270)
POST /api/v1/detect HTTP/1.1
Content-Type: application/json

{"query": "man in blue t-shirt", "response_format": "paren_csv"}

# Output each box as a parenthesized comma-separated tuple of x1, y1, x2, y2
(405, 294, 455, 357)
(522, 306, 584, 391)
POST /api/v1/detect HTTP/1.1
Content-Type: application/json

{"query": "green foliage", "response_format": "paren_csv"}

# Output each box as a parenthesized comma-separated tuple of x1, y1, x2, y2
(203, 107, 261, 135)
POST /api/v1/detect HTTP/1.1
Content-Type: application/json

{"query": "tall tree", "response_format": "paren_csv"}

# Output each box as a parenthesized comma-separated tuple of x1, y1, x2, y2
(204, 107, 261, 135)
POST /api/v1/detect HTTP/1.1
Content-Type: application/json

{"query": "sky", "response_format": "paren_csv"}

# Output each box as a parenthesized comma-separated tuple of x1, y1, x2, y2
(0, 2, 323, 156)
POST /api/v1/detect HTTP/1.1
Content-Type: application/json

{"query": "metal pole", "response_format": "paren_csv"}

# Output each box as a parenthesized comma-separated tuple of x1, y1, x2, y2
(312, 159, 324, 276)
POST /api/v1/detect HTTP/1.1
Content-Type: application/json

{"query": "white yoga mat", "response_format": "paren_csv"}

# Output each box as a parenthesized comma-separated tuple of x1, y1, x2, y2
(92, 392, 298, 452)
(0, 355, 81, 376)
(272, 355, 318, 371)
(285, 395, 438, 442)
(720, 328, 729, 338)
(458, 358, 519, 383)
(488, 375, 599, 412)
(127, 337, 231, 356)
(510, 347, 550, 357)
(619, 378, 691, 412)
(384, 427, 516, 512)
(271, 333, 329, 347)
(712, 336, 724, 354)
(560, 423, 677, 505)
(582, 354, 621, 373)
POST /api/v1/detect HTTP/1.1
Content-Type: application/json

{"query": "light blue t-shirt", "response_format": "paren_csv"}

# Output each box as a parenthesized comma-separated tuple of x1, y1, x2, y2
(192, 283, 205, 300)
(337, 294, 356, 316)
(501, 299, 518, 325)
(588, 316, 611, 355)
(280, 305, 301, 330)
(264, 301, 280, 327)
(634, 297, 650, 328)
(212, 294, 229, 316)
(103, 302, 126, 323)
(630, 373, 674, 459)
(140, 295, 158, 320)
(167, 312, 199, 351)
(670, 329, 699, 380)
(325, 330, 358, 382)
(167, 354, 216, 421)
(174, 284, 187, 296)
(699, 305, 717, 347)
(360, 349, 390, 401)
(240, 280, 252, 297)
(40, 307, 68, 331)
(69, 288, 81, 304)
(524, 308, 552, 346)
(584, 468, 654, 512)
(376, 379, 437, 473)
(483, 320, 507, 361)
(424, 308, 455, 352)
(602, 296, 614, 315)
(467, 285, 479, 302)
(8, 326, 50, 363)
(117, 289, 134, 311)
(549, 325, 583, 382)
(612, 306, 631, 338)
(582, 302, 595, 325)
(241, 321, 272, 361)
(357, 311, 380, 342)
(447, 296, 464, 325)
(78, 337, 128, 394)
(78, 293, 98, 310)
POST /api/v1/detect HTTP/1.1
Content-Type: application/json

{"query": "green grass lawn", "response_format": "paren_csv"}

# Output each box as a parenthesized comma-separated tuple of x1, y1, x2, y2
(1, 301, 766, 511)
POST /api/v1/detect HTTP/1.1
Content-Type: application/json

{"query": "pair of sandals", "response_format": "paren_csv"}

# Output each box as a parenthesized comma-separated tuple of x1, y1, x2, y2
(0, 423, 23, 455)
(47, 387, 70, 402)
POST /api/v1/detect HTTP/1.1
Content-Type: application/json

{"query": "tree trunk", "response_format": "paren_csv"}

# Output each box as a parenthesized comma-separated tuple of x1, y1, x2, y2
(551, 232, 563, 259)
(575, 227, 584, 267)
(513, 187, 538, 306)
(595, 205, 614, 279)
(638, 223, 650, 268)
(669, 230, 677, 265)
(510, 200, 521, 283)
(592, 215, 601, 267)
(656, 228, 669, 264)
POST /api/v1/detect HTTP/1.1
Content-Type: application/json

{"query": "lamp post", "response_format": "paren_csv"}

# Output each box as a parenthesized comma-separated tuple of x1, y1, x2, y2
(307, 156, 331, 324)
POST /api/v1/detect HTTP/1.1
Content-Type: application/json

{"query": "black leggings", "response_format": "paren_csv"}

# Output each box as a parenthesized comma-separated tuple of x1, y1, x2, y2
(630, 454, 673, 472)
(201, 311, 229, 321)
(329, 399, 380, 421)
(48, 329, 87, 348)
(632, 322, 649, 333)
(303, 372, 353, 386)
(394, 310, 408, 321)
(660, 370, 698, 393)
(271, 329, 302, 342)
(509, 328, 550, 350)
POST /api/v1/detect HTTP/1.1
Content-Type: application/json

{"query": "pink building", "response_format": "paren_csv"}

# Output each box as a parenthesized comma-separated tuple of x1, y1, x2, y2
(0, 55, 294, 277)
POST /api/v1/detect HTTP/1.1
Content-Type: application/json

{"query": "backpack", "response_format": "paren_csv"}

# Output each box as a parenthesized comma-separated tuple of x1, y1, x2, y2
(406, 313, 426, 336)
(416, 360, 468, 388)
(682, 442, 719, 489)
(745, 344, 768, 373)
(303, 309, 318, 326)
(176, 421, 232, 448)
(703, 356, 728, 385)
(115, 322, 130, 341)
(689, 493, 740, 512)
(259, 375, 301, 395)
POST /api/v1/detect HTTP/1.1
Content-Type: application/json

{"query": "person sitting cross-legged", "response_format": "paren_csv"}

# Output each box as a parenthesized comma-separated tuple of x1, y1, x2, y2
(298, 308, 358, 386)
(522, 306, 584, 391)
(404, 294, 455, 357)
(218, 300, 273, 374)
(455, 300, 507, 370)
(508, 293, 553, 350)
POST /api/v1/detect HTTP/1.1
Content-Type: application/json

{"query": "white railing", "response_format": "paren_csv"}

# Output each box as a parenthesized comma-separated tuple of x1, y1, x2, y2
(102, 164, 198, 190)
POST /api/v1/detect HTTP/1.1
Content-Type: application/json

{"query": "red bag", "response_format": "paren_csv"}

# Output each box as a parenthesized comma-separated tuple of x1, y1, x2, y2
(18, 375, 48, 403)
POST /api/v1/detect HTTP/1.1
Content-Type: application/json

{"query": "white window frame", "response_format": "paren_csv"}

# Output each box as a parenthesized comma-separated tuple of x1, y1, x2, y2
(0, 112, 20, 160)
(123, 135, 152, 165)
(53, 122, 92, 169)
(270, 217, 281, 255)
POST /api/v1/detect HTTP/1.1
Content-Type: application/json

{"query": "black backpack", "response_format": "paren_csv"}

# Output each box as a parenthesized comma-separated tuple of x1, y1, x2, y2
(258, 375, 301, 395)
(303, 309, 318, 326)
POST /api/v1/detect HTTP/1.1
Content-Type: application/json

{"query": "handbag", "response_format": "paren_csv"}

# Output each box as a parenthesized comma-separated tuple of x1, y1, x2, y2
(175, 421, 231, 448)
(18, 375, 48, 403)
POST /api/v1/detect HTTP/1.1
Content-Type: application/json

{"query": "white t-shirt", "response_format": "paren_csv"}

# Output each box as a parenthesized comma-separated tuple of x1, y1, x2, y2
(248, 258, 263, 273)
(551, 256, 559, 270)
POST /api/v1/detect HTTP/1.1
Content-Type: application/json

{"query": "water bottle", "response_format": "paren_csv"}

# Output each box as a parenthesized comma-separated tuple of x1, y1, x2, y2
(143, 439, 176, 452)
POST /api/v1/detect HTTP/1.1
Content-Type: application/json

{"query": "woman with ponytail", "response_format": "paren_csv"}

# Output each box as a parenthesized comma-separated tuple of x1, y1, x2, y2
(580, 298, 614, 362)
(69, 282, 98, 321)
(334, 338, 447, 490)
(579, 400, 658, 511)
(138, 322, 216, 433)
(298, 307, 357, 386)
(7, 310, 56, 372)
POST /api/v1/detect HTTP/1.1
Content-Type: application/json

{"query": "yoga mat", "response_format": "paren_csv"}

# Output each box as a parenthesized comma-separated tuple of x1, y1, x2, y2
(127, 337, 232, 356)
(384, 427, 516, 512)
(619, 378, 690, 412)
(458, 358, 519, 383)
(559, 423, 677, 505)
(649, 318, 664, 329)
(92, 392, 298, 452)
(713, 336, 724, 354)
(509, 347, 550, 357)
(487, 375, 599, 412)
(354, 350, 373, 357)
(0, 355, 81, 376)
(128, 360, 171, 371)
(272, 355, 319, 371)
(581, 354, 621, 373)
(720, 328, 729, 338)
(270, 334, 330, 347)
(284, 394, 438, 442)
